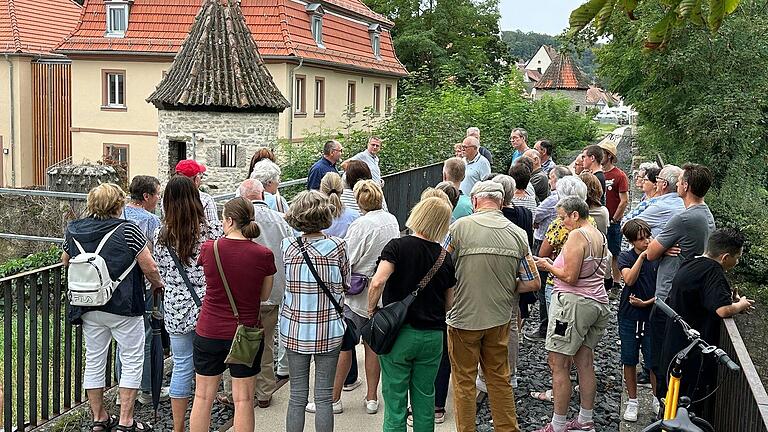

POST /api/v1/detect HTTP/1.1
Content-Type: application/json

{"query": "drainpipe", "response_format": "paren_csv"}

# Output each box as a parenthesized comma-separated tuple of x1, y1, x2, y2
(287, 57, 304, 142)
(4, 54, 15, 187)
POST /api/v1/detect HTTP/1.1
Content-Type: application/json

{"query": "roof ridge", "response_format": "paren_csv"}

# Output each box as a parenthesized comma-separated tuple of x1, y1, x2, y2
(56, 0, 88, 51)
(7, 0, 22, 51)
(276, 0, 295, 55)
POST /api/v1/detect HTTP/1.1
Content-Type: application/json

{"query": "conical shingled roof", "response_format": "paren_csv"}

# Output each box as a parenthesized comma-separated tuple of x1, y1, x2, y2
(534, 52, 591, 91)
(147, 0, 290, 112)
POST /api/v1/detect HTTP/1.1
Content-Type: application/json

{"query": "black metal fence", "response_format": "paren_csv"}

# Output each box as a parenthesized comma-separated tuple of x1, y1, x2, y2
(707, 318, 768, 431)
(382, 162, 444, 230)
(1, 264, 117, 431)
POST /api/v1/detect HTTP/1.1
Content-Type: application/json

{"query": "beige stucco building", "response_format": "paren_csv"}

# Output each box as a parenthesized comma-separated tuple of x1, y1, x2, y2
(56, 0, 407, 179)
(0, 0, 81, 187)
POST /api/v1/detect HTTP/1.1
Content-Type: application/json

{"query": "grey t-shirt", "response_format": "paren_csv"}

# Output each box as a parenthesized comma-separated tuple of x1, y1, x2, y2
(655, 203, 716, 300)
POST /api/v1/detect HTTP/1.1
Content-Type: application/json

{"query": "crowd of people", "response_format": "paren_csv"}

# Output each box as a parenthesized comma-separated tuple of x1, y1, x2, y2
(62, 129, 755, 432)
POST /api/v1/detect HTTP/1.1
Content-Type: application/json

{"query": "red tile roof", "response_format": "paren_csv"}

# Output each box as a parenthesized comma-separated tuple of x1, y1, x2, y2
(0, 0, 81, 54)
(534, 52, 591, 90)
(586, 86, 618, 105)
(56, 0, 407, 76)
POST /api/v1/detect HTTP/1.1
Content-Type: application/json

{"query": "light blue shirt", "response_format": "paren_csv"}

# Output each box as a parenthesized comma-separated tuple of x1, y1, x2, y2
(533, 191, 558, 241)
(634, 192, 686, 236)
(460, 153, 491, 196)
(324, 207, 360, 238)
(350, 150, 382, 183)
(264, 191, 290, 213)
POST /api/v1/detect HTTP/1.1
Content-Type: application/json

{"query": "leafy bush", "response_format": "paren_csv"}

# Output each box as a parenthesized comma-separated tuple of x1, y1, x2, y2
(0, 246, 62, 279)
(279, 74, 598, 181)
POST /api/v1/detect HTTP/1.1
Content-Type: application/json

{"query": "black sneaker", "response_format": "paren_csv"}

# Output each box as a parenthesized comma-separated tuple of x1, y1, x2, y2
(524, 329, 547, 342)
(637, 370, 651, 385)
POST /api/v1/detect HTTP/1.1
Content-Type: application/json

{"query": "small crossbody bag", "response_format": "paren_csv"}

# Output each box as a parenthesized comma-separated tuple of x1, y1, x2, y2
(213, 239, 263, 367)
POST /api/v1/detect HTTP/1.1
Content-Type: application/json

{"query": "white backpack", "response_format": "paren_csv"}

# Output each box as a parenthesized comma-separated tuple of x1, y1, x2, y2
(67, 225, 137, 307)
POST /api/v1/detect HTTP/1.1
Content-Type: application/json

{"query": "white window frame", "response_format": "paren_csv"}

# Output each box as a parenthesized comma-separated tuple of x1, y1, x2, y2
(106, 72, 126, 108)
(368, 24, 382, 59)
(311, 15, 324, 48)
(106, 3, 129, 37)
(294, 75, 306, 114)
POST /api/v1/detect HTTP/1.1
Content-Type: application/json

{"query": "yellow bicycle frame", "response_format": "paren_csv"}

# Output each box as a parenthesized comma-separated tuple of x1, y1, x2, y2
(664, 374, 681, 420)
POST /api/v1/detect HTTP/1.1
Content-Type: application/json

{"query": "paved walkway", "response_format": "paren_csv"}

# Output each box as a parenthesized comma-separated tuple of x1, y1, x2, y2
(231, 343, 456, 432)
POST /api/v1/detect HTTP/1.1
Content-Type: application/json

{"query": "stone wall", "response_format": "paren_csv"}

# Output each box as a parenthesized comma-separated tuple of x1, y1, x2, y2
(157, 110, 280, 194)
(535, 89, 589, 113)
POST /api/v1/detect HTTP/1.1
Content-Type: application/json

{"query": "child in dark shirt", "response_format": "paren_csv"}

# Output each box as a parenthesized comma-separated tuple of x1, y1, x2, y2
(617, 219, 659, 421)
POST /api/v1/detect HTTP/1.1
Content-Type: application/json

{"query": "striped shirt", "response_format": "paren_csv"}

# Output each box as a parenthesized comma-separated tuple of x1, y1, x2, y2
(280, 235, 350, 354)
(199, 191, 220, 223)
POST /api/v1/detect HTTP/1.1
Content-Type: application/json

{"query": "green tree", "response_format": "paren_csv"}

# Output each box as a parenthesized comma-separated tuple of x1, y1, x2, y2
(596, 0, 768, 282)
(364, 0, 512, 89)
(501, 30, 602, 81)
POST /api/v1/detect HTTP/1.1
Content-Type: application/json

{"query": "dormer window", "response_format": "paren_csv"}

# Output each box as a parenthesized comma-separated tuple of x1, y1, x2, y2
(306, 4, 325, 48)
(106, 1, 130, 37)
(368, 24, 381, 59)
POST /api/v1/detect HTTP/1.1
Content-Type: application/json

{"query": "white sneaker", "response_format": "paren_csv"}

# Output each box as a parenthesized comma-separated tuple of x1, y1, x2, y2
(343, 379, 362, 392)
(475, 375, 487, 393)
(365, 399, 379, 414)
(136, 387, 170, 405)
(306, 400, 343, 414)
(652, 397, 661, 416)
(623, 401, 639, 422)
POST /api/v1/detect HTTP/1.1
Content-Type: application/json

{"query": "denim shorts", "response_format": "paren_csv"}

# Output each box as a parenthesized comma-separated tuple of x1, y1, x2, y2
(618, 318, 653, 367)
(607, 223, 622, 256)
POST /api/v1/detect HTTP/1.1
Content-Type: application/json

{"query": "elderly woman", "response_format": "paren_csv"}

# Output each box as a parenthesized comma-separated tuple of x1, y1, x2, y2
(247, 147, 277, 178)
(250, 159, 289, 213)
(190, 198, 275, 432)
(325, 180, 401, 414)
(632, 162, 660, 196)
(62, 183, 163, 432)
(153, 176, 222, 432)
(368, 197, 457, 431)
(281, 191, 351, 432)
(532, 196, 611, 432)
(321, 172, 360, 238)
(580, 172, 609, 235)
(622, 166, 661, 223)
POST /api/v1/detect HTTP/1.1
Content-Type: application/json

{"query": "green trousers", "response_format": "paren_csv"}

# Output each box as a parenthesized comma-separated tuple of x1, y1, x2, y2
(379, 325, 443, 432)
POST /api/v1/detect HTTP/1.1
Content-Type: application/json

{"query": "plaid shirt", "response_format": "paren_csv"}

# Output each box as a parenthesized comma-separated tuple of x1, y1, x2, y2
(280, 235, 350, 354)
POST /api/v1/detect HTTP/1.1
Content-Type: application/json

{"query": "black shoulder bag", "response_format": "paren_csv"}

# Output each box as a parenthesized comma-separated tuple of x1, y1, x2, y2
(167, 246, 202, 307)
(296, 237, 358, 351)
(360, 248, 448, 355)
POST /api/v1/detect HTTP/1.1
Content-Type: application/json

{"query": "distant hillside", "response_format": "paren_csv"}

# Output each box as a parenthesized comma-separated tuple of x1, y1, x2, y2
(501, 30, 599, 81)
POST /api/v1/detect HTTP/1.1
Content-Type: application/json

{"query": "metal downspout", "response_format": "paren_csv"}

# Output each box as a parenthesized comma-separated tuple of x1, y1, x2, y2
(4, 54, 15, 187)
(287, 58, 304, 142)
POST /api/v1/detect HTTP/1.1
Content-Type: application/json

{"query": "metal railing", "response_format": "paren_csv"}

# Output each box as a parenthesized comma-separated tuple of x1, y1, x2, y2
(1, 264, 117, 431)
(705, 318, 768, 431)
(381, 162, 443, 229)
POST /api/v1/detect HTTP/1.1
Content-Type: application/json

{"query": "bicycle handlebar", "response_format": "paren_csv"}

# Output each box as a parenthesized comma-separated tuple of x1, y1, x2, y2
(655, 299, 740, 372)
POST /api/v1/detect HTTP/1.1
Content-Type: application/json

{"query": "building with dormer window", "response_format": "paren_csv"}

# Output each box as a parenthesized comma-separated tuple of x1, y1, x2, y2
(54, 0, 407, 180)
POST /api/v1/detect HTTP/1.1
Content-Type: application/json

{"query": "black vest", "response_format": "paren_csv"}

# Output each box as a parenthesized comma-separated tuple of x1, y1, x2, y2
(65, 217, 146, 324)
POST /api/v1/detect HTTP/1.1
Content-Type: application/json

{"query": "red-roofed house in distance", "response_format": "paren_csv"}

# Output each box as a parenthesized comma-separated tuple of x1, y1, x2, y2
(532, 51, 592, 113)
(56, 0, 407, 179)
(0, 0, 82, 187)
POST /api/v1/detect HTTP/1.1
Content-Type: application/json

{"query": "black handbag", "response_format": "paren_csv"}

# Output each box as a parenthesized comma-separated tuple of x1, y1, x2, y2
(360, 248, 447, 355)
(296, 237, 358, 351)
(167, 246, 202, 307)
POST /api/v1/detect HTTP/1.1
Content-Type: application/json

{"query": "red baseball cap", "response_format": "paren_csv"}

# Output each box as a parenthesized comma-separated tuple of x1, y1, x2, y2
(175, 159, 206, 177)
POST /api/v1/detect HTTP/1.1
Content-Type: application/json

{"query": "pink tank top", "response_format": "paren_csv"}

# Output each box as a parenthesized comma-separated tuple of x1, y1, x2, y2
(552, 228, 609, 304)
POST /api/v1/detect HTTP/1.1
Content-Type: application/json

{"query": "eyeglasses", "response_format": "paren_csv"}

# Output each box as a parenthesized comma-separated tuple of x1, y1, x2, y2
(332, 148, 343, 153)
(510, 136, 521, 141)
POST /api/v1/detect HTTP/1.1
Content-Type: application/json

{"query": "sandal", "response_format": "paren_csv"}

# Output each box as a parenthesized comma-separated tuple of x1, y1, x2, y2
(529, 389, 554, 402)
(216, 393, 235, 409)
(92, 415, 118, 431)
(113, 420, 153, 432)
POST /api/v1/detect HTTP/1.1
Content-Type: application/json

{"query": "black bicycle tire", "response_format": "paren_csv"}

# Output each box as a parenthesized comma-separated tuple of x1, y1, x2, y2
(641, 415, 715, 432)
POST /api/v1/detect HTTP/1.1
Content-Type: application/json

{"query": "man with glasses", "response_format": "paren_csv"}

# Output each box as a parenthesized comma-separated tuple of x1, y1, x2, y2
(459, 136, 491, 195)
(307, 139, 343, 190)
(175, 159, 219, 223)
(350, 137, 383, 184)
(509, 128, 531, 169)
(632, 165, 686, 237)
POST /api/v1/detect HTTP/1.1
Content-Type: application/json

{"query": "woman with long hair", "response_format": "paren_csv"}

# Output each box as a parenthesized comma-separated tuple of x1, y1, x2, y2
(190, 198, 275, 432)
(153, 175, 222, 432)
(321, 172, 359, 237)
(580, 172, 609, 235)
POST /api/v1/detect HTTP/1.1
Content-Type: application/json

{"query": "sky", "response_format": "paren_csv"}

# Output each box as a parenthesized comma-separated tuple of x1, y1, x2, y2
(498, 0, 586, 35)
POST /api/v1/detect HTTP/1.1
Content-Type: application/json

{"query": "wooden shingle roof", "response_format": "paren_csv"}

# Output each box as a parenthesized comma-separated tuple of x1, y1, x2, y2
(534, 52, 591, 91)
(147, 0, 290, 112)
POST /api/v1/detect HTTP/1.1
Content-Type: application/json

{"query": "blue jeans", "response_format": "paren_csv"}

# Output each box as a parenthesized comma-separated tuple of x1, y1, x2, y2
(169, 332, 196, 398)
(619, 318, 653, 367)
(115, 292, 153, 392)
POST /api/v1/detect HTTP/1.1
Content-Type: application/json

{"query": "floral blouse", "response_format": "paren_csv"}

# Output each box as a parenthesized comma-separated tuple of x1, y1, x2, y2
(543, 216, 596, 286)
(153, 221, 223, 335)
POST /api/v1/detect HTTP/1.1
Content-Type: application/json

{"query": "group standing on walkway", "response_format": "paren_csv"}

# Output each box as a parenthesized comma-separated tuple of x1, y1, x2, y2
(63, 130, 755, 432)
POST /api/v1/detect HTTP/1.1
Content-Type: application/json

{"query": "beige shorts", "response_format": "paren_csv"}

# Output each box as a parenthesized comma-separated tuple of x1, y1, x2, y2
(545, 292, 611, 356)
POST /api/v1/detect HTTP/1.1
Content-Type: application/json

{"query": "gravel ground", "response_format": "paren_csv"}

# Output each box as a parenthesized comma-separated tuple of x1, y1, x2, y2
(476, 294, 623, 432)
